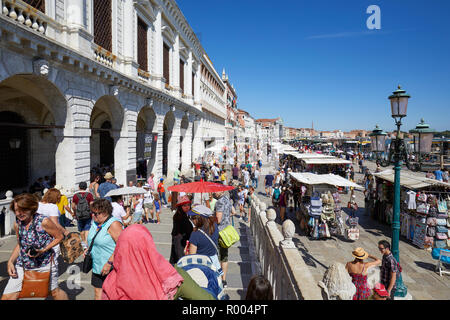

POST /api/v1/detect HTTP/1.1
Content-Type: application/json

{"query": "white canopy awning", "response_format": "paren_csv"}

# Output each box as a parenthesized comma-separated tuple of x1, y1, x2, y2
(372, 169, 450, 190)
(301, 158, 352, 165)
(283, 152, 335, 159)
(289, 172, 363, 189)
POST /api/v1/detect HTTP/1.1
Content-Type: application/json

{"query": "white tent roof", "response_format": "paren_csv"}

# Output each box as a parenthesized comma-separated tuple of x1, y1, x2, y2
(283, 152, 335, 159)
(301, 158, 352, 165)
(372, 169, 450, 190)
(289, 172, 363, 189)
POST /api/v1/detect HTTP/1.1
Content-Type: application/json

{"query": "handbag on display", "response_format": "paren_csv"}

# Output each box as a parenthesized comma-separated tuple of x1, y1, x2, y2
(417, 192, 427, 203)
(426, 217, 437, 226)
(437, 213, 449, 219)
(436, 225, 448, 234)
(436, 232, 448, 240)
(438, 199, 448, 213)
(346, 228, 359, 241)
(426, 226, 436, 237)
(427, 194, 438, 207)
(435, 240, 448, 248)
(416, 203, 429, 215)
(437, 218, 447, 226)
(428, 206, 438, 217)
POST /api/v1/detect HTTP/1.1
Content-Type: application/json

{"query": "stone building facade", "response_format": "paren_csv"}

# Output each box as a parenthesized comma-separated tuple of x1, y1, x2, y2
(0, 0, 228, 194)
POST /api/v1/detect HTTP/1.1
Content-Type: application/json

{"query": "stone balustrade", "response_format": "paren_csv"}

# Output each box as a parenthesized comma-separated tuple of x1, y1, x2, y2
(249, 194, 323, 300)
(2, 0, 48, 34)
(93, 45, 116, 68)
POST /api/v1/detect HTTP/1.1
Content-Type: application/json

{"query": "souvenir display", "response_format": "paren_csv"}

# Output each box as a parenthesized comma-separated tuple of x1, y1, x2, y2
(371, 175, 449, 250)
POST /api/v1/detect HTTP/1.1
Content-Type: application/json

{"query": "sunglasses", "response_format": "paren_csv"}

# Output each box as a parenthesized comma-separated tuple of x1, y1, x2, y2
(91, 211, 102, 216)
(378, 246, 385, 251)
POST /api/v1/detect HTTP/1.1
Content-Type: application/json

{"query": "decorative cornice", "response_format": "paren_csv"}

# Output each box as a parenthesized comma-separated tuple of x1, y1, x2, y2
(0, 15, 202, 119)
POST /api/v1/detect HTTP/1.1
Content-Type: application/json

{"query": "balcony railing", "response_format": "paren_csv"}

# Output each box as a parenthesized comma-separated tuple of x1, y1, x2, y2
(137, 68, 150, 81)
(2, 0, 49, 34)
(93, 44, 116, 68)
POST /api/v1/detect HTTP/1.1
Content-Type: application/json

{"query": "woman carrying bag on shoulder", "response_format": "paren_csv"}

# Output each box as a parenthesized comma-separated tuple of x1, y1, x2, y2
(187, 205, 223, 276)
(1, 194, 67, 300)
(84, 199, 123, 300)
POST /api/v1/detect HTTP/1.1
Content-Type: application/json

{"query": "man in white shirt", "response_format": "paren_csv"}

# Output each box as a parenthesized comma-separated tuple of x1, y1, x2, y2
(211, 164, 221, 180)
(143, 185, 155, 223)
(242, 168, 250, 188)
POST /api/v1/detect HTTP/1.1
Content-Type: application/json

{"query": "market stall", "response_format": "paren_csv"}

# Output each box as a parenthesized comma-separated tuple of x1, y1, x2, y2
(299, 157, 353, 175)
(371, 169, 450, 250)
(289, 172, 363, 240)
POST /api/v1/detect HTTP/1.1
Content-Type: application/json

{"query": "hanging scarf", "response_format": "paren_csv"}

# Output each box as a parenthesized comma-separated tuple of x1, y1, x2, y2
(102, 225, 183, 300)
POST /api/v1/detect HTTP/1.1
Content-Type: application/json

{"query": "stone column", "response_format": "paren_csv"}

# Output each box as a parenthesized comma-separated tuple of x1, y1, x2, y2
(186, 51, 193, 102)
(172, 33, 181, 98)
(122, 0, 138, 77)
(152, 108, 165, 182)
(194, 64, 201, 107)
(58, 94, 93, 191)
(152, 6, 164, 90)
(113, 109, 137, 186)
(65, 0, 93, 53)
(181, 119, 193, 174)
(192, 116, 203, 162)
(167, 112, 182, 180)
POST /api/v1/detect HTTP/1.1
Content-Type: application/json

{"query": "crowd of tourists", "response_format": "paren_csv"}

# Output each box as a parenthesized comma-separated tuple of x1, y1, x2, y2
(1, 161, 274, 301)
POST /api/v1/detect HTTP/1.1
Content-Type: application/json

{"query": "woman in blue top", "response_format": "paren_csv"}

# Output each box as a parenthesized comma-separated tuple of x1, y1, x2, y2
(87, 199, 123, 300)
(188, 205, 223, 276)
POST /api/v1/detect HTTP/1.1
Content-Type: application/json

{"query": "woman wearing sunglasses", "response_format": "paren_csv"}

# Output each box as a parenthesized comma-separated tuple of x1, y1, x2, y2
(86, 199, 123, 300)
(169, 196, 193, 264)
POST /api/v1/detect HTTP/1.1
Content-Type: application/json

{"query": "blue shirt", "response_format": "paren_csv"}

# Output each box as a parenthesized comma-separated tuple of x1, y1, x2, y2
(265, 175, 274, 186)
(189, 224, 219, 257)
(87, 217, 122, 275)
(434, 170, 443, 181)
(98, 182, 119, 201)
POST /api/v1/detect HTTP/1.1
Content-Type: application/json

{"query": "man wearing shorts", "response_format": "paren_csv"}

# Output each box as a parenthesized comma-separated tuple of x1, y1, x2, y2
(72, 182, 94, 243)
(143, 184, 155, 223)
(264, 173, 275, 197)
(214, 191, 235, 288)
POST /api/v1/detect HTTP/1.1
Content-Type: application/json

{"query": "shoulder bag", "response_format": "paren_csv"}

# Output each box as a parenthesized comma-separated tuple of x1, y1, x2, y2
(82, 217, 111, 273)
(218, 225, 240, 249)
(18, 218, 53, 299)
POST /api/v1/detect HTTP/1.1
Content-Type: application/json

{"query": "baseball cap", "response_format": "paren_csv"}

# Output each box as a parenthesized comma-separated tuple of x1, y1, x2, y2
(187, 205, 213, 218)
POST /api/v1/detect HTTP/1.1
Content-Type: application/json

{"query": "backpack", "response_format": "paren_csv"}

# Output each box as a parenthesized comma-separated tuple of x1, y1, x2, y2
(273, 188, 281, 200)
(76, 192, 91, 220)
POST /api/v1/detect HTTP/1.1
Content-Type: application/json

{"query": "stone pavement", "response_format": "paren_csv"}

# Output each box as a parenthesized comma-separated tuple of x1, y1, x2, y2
(0, 190, 260, 300)
(257, 158, 450, 300)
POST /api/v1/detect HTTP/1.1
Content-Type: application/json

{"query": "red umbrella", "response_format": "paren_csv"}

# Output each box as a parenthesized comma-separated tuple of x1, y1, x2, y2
(167, 181, 234, 193)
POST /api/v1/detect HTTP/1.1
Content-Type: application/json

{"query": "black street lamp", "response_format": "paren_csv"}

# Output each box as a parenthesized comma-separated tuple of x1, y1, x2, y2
(409, 118, 436, 170)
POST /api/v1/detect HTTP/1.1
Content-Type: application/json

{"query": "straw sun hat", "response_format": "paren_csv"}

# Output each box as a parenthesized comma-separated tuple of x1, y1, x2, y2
(352, 247, 369, 260)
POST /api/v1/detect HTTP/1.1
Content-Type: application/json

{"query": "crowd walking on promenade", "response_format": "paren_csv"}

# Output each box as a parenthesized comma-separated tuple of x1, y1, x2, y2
(1, 151, 277, 301)
(2, 144, 441, 301)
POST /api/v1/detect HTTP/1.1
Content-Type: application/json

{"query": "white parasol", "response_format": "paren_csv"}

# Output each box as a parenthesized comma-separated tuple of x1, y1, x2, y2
(105, 186, 147, 197)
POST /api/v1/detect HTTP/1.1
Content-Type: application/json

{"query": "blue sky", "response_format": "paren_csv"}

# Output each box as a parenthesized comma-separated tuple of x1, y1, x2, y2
(177, 0, 450, 132)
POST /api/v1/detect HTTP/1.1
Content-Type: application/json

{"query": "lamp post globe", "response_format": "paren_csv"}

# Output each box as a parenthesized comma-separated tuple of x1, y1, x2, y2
(389, 85, 410, 120)
(369, 125, 387, 153)
(409, 118, 436, 155)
